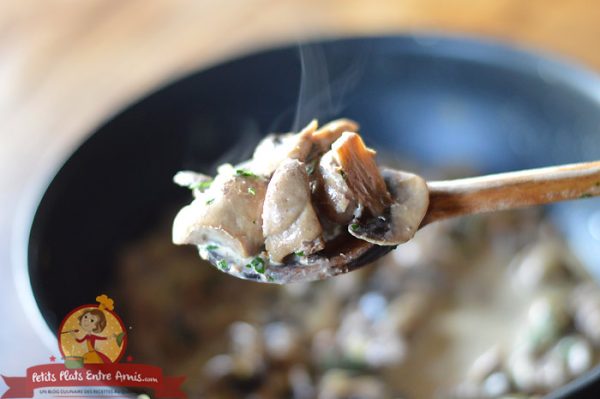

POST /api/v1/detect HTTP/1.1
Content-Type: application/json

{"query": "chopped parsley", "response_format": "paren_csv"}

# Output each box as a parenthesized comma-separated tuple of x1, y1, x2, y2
(236, 168, 257, 178)
(217, 259, 229, 271)
(350, 223, 360, 232)
(248, 187, 256, 195)
(206, 244, 219, 251)
(190, 180, 212, 190)
(206, 198, 215, 205)
(267, 275, 275, 282)
(248, 257, 265, 274)
(306, 160, 317, 176)
(294, 250, 305, 257)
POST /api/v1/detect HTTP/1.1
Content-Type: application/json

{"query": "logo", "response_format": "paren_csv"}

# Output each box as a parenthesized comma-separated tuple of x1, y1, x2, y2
(58, 295, 126, 367)
(1, 295, 185, 398)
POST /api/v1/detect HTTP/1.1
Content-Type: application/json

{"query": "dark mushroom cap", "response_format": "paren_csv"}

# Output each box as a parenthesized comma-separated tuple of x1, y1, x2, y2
(348, 168, 430, 246)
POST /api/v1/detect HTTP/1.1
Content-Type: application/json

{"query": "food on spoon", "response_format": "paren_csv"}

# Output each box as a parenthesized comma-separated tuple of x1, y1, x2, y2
(172, 119, 429, 273)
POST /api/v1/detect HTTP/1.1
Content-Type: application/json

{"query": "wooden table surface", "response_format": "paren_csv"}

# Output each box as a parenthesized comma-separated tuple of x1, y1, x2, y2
(1, 0, 600, 372)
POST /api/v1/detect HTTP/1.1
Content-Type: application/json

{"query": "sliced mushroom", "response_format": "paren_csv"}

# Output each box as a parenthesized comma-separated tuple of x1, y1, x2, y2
(250, 120, 318, 176)
(172, 171, 268, 257)
(349, 168, 429, 246)
(263, 158, 324, 262)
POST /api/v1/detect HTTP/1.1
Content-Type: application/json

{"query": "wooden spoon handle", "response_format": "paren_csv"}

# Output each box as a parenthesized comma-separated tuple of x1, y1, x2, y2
(423, 160, 600, 225)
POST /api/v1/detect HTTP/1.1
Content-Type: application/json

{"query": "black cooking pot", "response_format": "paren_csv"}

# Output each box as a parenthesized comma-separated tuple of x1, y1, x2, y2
(26, 35, 600, 398)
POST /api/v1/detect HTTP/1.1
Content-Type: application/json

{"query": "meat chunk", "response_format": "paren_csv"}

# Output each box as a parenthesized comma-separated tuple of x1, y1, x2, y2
(314, 150, 357, 223)
(332, 132, 392, 216)
(172, 169, 267, 257)
(250, 120, 317, 176)
(311, 118, 359, 153)
(314, 131, 392, 223)
(262, 159, 324, 262)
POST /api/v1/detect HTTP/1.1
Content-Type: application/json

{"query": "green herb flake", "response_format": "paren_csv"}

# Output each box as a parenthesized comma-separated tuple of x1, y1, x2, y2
(350, 223, 360, 232)
(267, 275, 275, 282)
(294, 250, 305, 257)
(206, 244, 219, 251)
(235, 168, 257, 178)
(248, 187, 256, 196)
(217, 259, 229, 271)
(250, 257, 266, 274)
(580, 193, 593, 199)
(339, 169, 346, 179)
(306, 160, 317, 176)
(190, 180, 212, 190)
(206, 198, 215, 205)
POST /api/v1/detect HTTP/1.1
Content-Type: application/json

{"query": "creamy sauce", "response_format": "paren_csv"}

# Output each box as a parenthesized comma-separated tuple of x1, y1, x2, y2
(392, 240, 529, 397)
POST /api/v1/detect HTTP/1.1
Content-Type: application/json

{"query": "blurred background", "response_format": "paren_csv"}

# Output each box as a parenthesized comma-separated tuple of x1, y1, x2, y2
(1, 0, 600, 391)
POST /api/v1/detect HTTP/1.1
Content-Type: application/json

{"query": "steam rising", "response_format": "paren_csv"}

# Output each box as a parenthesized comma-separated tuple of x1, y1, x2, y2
(292, 43, 367, 131)
(183, 43, 368, 173)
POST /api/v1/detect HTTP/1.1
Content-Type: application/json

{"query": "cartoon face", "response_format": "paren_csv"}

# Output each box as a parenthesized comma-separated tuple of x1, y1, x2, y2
(80, 312, 99, 332)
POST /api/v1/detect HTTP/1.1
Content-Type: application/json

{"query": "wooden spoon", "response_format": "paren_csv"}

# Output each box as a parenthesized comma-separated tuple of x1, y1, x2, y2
(205, 160, 600, 284)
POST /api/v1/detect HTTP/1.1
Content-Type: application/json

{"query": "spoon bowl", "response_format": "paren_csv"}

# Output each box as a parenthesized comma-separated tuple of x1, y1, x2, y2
(205, 232, 394, 284)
